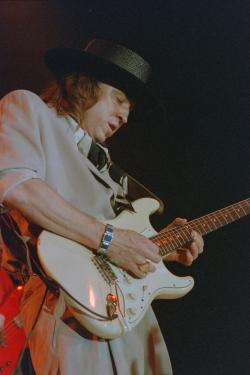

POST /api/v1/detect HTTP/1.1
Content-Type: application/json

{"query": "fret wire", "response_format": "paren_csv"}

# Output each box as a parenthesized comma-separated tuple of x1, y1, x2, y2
(239, 205, 247, 215)
(227, 207, 240, 220)
(161, 226, 188, 250)
(152, 235, 175, 254)
(224, 207, 236, 222)
(164, 234, 176, 251)
(168, 240, 176, 252)
(179, 227, 190, 242)
(174, 228, 191, 248)
(204, 213, 218, 230)
(182, 202, 249, 232)
(223, 213, 229, 224)
(162, 239, 175, 254)
(197, 213, 227, 231)
(155, 229, 186, 251)
(240, 205, 247, 215)
(167, 232, 185, 253)
(161, 235, 179, 250)
(217, 210, 239, 223)
(161, 233, 176, 252)
(152, 199, 249, 247)
(156, 203, 245, 241)
(159, 243, 172, 256)
(158, 237, 174, 256)
(189, 223, 203, 235)
(218, 213, 230, 225)
(200, 213, 226, 230)
(190, 221, 209, 235)
(232, 207, 242, 219)
(173, 232, 183, 248)
(189, 200, 249, 226)
(200, 218, 214, 232)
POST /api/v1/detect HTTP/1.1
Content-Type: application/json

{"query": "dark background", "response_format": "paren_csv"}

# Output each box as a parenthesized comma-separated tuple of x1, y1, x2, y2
(1, 1, 249, 374)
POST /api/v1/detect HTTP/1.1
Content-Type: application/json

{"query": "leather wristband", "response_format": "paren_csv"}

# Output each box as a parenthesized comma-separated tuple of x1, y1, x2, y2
(97, 224, 114, 255)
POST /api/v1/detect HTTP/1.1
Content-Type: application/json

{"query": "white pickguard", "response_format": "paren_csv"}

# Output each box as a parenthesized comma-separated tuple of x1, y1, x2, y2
(37, 198, 194, 339)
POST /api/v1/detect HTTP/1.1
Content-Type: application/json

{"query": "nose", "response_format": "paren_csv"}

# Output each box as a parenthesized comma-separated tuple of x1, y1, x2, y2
(118, 113, 128, 126)
(117, 109, 129, 126)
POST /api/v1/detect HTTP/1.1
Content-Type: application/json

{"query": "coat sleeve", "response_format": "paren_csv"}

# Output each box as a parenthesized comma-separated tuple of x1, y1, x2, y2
(0, 90, 46, 203)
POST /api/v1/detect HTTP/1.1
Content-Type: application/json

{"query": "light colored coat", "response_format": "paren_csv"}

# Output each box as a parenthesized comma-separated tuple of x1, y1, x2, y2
(0, 90, 172, 375)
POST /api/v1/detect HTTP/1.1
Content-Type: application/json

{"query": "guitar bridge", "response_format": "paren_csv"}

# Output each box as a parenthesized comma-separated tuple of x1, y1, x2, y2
(106, 293, 118, 320)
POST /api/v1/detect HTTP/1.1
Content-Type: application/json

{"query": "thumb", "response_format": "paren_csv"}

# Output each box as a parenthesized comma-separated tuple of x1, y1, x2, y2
(166, 217, 187, 229)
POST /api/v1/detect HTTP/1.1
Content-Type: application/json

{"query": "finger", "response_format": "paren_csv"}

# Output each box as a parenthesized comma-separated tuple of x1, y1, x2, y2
(130, 264, 149, 278)
(191, 231, 204, 253)
(111, 257, 147, 278)
(141, 242, 161, 263)
(130, 232, 161, 263)
(137, 260, 156, 273)
(173, 217, 188, 226)
(134, 254, 148, 265)
(146, 251, 161, 263)
(164, 217, 187, 230)
(135, 254, 156, 272)
(189, 242, 199, 260)
(177, 249, 194, 266)
(163, 251, 179, 262)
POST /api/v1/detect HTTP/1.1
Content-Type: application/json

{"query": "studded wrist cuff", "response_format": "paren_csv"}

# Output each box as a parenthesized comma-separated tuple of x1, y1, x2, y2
(97, 224, 114, 255)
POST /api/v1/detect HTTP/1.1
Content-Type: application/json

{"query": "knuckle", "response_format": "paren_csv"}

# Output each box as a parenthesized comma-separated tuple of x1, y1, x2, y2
(136, 271, 146, 279)
(135, 255, 145, 264)
(150, 265, 156, 272)
(155, 255, 161, 263)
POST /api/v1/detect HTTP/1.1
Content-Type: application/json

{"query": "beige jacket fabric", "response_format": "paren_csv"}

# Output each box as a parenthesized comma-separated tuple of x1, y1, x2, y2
(0, 90, 172, 375)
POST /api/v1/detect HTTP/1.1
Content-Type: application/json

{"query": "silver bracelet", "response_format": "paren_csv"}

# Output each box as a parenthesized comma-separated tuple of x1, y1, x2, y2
(97, 224, 114, 255)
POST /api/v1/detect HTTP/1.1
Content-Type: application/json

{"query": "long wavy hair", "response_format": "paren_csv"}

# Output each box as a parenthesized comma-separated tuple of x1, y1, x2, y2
(41, 73, 100, 125)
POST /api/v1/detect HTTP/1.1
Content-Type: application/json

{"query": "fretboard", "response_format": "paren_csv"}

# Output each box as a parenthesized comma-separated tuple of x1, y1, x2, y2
(151, 198, 250, 257)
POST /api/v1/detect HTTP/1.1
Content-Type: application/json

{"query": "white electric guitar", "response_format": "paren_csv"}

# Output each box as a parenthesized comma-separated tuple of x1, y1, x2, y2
(37, 197, 249, 339)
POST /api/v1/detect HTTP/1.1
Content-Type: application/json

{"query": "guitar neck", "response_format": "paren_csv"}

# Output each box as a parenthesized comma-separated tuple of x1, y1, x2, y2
(152, 198, 250, 256)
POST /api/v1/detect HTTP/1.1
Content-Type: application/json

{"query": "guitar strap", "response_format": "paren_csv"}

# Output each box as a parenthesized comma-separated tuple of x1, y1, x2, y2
(0, 165, 164, 287)
(109, 162, 165, 215)
(82, 137, 165, 214)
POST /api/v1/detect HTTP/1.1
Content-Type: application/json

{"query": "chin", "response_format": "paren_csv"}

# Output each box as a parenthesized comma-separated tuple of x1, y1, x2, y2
(95, 134, 106, 144)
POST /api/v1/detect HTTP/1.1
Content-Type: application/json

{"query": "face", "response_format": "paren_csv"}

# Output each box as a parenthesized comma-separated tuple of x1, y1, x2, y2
(81, 83, 132, 143)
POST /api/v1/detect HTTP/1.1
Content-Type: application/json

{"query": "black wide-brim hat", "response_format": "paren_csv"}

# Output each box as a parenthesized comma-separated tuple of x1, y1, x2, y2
(44, 39, 164, 119)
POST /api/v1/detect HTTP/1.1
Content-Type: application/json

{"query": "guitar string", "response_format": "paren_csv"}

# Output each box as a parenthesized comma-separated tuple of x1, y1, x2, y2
(152, 200, 250, 256)
(154, 201, 250, 243)
(163, 200, 249, 234)
(1, 200, 249, 338)
(159, 200, 249, 237)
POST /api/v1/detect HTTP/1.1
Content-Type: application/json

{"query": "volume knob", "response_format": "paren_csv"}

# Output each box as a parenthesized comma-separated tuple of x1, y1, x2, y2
(127, 307, 137, 316)
(127, 292, 137, 300)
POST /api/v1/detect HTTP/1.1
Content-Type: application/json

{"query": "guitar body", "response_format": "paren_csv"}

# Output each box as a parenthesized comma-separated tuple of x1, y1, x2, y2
(38, 198, 194, 339)
(0, 286, 26, 375)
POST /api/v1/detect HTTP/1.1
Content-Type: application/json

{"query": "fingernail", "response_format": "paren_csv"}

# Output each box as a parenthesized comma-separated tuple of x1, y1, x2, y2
(191, 231, 197, 239)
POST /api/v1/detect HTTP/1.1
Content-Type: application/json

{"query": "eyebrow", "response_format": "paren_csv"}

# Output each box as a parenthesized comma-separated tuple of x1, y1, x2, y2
(112, 88, 134, 110)
(113, 88, 127, 98)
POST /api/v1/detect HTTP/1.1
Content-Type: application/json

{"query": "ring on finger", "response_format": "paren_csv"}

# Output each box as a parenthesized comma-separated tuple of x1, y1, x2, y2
(138, 260, 151, 273)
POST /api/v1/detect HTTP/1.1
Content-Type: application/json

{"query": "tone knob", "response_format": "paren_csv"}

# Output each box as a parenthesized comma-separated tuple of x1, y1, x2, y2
(127, 307, 137, 316)
(127, 292, 137, 300)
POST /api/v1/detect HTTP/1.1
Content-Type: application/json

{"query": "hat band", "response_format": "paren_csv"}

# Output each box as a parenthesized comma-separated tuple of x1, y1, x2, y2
(85, 39, 151, 84)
